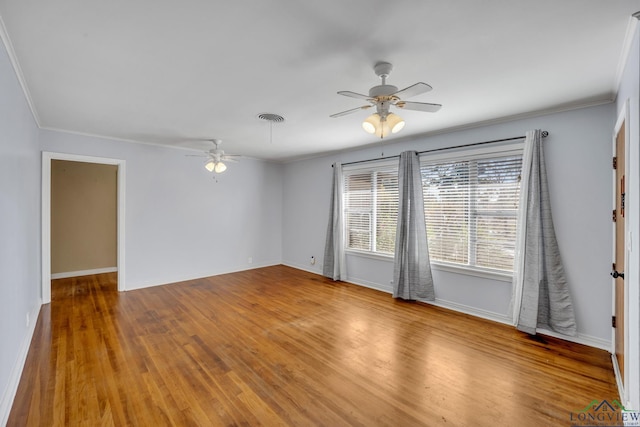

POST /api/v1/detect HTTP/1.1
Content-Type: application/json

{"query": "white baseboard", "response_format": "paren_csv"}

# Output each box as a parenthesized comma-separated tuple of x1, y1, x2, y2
(284, 264, 610, 351)
(51, 266, 118, 280)
(426, 298, 513, 325)
(0, 301, 41, 426)
(536, 328, 611, 351)
(126, 261, 282, 291)
(281, 261, 323, 276)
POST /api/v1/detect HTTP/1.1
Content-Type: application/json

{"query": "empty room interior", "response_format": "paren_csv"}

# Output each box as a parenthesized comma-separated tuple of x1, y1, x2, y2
(1, 1, 640, 426)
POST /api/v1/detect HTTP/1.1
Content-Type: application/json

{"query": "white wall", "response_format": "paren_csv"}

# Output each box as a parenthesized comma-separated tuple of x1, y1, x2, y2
(616, 21, 639, 411)
(0, 32, 42, 425)
(40, 129, 283, 290)
(283, 103, 615, 347)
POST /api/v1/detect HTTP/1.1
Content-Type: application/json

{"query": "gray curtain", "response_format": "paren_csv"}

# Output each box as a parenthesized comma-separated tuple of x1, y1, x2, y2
(512, 130, 577, 336)
(393, 151, 435, 300)
(323, 163, 346, 280)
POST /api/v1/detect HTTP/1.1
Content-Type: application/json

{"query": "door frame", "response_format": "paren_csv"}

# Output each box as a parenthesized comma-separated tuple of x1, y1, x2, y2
(41, 152, 126, 303)
(612, 99, 630, 404)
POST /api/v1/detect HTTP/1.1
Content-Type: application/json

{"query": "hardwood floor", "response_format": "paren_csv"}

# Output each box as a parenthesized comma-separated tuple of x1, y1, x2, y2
(9, 265, 618, 426)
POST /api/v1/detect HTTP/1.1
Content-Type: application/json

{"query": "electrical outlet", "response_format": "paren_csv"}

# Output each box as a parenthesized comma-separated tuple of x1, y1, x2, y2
(26, 313, 30, 327)
(248, 257, 253, 264)
(310, 256, 316, 265)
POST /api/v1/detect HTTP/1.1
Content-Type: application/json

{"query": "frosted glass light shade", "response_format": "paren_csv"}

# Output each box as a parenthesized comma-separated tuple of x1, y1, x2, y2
(362, 113, 381, 134)
(205, 160, 215, 172)
(386, 113, 405, 133)
(214, 162, 227, 173)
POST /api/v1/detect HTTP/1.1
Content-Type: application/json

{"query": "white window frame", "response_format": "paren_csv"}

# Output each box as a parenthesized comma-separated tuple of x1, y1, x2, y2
(420, 142, 524, 281)
(341, 142, 524, 281)
(343, 160, 398, 259)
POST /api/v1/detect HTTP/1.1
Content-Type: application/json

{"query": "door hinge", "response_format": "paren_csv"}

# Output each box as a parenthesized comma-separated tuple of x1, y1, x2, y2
(612, 262, 617, 271)
(612, 316, 617, 328)
(613, 156, 618, 170)
(613, 209, 617, 222)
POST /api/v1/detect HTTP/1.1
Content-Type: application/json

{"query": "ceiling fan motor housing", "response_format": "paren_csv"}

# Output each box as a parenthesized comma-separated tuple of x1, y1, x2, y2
(369, 84, 398, 97)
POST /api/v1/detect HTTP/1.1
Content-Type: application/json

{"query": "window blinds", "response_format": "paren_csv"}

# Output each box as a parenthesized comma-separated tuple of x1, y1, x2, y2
(344, 165, 399, 254)
(421, 154, 522, 271)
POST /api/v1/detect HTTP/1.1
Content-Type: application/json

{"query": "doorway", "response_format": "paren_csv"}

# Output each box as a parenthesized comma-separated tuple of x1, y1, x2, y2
(612, 101, 629, 403)
(41, 152, 126, 304)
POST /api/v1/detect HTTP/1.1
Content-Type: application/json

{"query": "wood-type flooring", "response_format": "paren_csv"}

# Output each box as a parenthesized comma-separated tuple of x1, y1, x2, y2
(8, 265, 620, 426)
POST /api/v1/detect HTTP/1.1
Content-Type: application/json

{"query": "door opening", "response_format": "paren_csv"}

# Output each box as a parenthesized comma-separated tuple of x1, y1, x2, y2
(42, 152, 126, 304)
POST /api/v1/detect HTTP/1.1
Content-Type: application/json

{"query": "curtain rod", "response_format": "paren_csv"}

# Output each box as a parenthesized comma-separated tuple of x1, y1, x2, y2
(334, 130, 549, 167)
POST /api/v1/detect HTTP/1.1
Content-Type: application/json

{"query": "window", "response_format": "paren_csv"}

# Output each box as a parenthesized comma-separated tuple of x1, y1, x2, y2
(342, 145, 523, 275)
(343, 163, 398, 255)
(421, 151, 523, 272)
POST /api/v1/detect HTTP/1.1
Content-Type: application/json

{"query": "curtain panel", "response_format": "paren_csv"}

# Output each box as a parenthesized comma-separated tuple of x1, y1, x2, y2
(512, 130, 577, 336)
(323, 163, 346, 280)
(393, 151, 435, 300)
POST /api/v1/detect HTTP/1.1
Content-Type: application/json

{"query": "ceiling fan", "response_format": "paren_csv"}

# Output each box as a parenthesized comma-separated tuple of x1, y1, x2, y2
(330, 62, 442, 138)
(187, 139, 240, 173)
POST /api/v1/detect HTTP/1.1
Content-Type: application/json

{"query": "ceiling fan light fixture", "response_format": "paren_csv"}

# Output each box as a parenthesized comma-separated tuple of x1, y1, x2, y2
(362, 113, 380, 134)
(204, 159, 215, 172)
(386, 113, 405, 134)
(214, 161, 227, 173)
(375, 120, 391, 138)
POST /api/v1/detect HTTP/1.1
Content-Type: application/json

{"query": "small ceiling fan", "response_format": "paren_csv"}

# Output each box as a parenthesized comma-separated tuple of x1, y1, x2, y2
(330, 62, 442, 138)
(187, 139, 240, 173)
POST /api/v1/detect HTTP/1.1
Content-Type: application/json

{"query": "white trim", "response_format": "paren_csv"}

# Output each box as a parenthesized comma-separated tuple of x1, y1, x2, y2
(284, 264, 611, 350)
(611, 99, 631, 405)
(345, 276, 391, 293)
(51, 267, 118, 280)
(281, 101, 613, 165)
(425, 298, 512, 325)
(0, 302, 41, 427)
(42, 152, 126, 303)
(0, 14, 41, 126)
(345, 249, 394, 262)
(281, 261, 324, 276)
(125, 260, 281, 291)
(536, 328, 611, 352)
(615, 17, 639, 96)
(431, 262, 513, 283)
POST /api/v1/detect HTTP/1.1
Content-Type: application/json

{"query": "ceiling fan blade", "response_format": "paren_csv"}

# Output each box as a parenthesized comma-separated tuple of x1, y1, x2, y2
(337, 91, 372, 101)
(185, 154, 208, 157)
(330, 105, 373, 118)
(392, 82, 432, 99)
(221, 157, 239, 163)
(395, 101, 442, 113)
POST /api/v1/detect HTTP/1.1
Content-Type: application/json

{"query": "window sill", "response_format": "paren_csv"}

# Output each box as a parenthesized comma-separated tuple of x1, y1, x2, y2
(431, 262, 513, 283)
(345, 249, 394, 262)
(345, 250, 513, 283)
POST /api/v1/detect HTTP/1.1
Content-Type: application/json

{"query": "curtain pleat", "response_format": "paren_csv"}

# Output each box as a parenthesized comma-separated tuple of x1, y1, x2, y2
(393, 151, 435, 300)
(512, 130, 577, 336)
(323, 163, 346, 280)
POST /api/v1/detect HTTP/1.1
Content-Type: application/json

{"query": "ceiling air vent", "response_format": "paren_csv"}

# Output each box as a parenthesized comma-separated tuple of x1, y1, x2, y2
(257, 113, 285, 123)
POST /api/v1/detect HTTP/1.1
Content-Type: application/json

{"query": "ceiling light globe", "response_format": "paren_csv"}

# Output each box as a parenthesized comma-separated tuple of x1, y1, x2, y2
(362, 114, 381, 134)
(387, 113, 405, 133)
(214, 162, 227, 173)
(205, 160, 215, 172)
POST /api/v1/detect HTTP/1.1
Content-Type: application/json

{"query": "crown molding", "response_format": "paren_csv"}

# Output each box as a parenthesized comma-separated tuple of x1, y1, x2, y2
(614, 15, 639, 94)
(0, 14, 41, 126)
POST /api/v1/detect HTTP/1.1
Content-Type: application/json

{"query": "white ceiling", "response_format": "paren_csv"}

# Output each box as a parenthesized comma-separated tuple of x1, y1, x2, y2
(1, 1, 639, 161)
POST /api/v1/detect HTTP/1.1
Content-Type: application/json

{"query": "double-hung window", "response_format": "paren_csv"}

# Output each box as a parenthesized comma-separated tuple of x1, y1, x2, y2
(343, 162, 398, 255)
(342, 144, 523, 276)
(420, 145, 523, 273)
